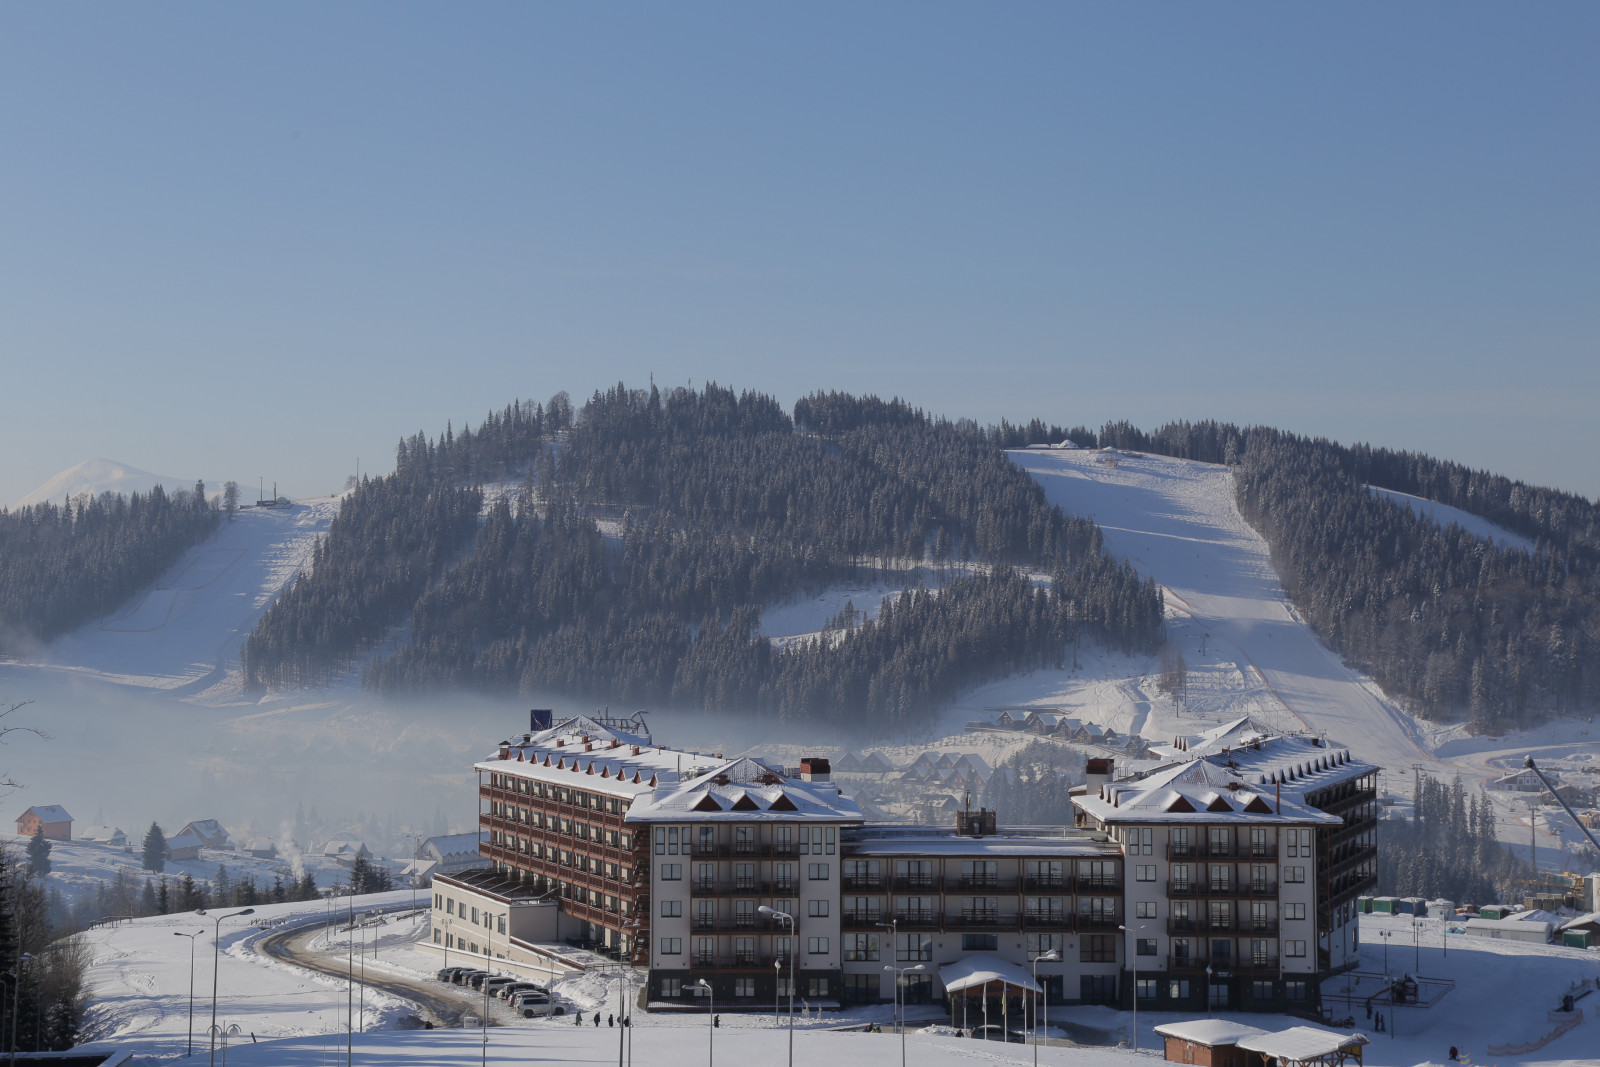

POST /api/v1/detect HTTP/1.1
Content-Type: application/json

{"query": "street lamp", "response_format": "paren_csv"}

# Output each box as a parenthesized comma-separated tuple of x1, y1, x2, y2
(206, 908, 255, 1067)
(690, 980, 714, 1067)
(883, 963, 925, 1067)
(875, 919, 898, 1031)
(759, 905, 796, 1067)
(1118, 924, 1139, 1051)
(623, 918, 643, 1067)
(1030, 949, 1060, 1067)
(482, 912, 505, 1067)
(173, 931, 205, 1056)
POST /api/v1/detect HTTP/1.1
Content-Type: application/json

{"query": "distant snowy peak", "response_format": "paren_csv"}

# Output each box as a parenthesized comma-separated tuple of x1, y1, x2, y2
(18, 458, 192, 508)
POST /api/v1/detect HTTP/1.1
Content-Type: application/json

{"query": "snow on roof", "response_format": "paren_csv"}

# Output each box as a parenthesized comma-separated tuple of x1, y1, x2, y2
(1465, 916, 1554, 932)
(22, 805, 73, 823)
(424, 832, 484, 856)
(846, 825, 1117, 858)
(166, 833, 204, 849)
(626, 757, 864, 824)
(1152, 1019, 1270, 1046)
(1561, 911, 1600, 930)
(1074, 756, 1340, 826)
(1513, 908, 1563, 924)
(1234, 1026, 1368, 1063)
(1152, 716, 1277, 761)
(78, 825, 125, 842)
(937, 953, 1040, 994)
(478, 715, 727, 798)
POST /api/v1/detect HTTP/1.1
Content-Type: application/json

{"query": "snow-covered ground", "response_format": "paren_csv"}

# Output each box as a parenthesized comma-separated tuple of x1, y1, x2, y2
(74, 898, 1600, 1066)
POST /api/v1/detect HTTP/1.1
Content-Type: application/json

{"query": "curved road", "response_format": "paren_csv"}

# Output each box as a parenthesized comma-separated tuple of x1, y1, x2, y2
(257, 916, 513, 1030)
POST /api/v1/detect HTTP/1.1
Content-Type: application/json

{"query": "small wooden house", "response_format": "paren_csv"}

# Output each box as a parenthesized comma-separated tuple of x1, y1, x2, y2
(17, 805, 73, 841)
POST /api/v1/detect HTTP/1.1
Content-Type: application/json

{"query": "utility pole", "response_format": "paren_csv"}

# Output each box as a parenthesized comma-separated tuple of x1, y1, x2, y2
(1411, 763, 1423, 804)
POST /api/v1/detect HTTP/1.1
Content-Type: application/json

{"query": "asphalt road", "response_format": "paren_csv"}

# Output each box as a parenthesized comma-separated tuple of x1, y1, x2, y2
(257, 914, 517, 1030)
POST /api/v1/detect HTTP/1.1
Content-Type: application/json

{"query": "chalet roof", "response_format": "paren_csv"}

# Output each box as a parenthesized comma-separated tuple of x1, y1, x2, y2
(78, 825, 125, 843)
(1153, 1019, 1270, 1046)
(1234, 1026, 1368, 1064)
(424, 832, 484, 858)
(625, 757, 864, 824)
(167, 833, 204, 850)
(21, 805, 72, 823)
(181, 819, 229, 841)
(860, 752, 894, 772)
(477, 716, 727, 799)
(1073, 757, 1338, 826)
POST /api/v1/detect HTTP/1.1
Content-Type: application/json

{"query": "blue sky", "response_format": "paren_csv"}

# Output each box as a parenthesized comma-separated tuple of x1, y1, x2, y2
(3, 3, 1596, 505)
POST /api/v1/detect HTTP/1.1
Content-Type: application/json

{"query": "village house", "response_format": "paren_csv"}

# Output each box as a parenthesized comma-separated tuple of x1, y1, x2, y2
(17, 805, 73, 841)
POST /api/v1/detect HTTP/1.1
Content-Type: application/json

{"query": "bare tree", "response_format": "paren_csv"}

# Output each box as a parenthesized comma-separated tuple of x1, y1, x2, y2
(0, 699, 40, 796)
(223, 480, 240, 521)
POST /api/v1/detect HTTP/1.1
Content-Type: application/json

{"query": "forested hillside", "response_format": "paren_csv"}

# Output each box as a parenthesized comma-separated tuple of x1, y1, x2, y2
(0, 484, 217, 652)
(1096, 420, 1600, 731)
(246, 384, 1162, 732)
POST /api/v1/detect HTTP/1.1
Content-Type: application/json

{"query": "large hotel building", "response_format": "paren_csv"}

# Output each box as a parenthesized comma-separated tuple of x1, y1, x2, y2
(430, 712, 1376, 1016)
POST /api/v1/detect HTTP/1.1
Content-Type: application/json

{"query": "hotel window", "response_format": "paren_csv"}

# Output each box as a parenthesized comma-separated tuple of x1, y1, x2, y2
(734, 978, 756, 998)
(1136, 901, 1158, 919)
(1287, 828, 1312, 858)
(844, 934, 879, 961)
(661, 900, 682, 917)
(1026, 933, 1060, 958)
(897, 933, 933, 962)
(1285, 940, 1307, 957)
(661, 977, 682, 997)
(1285, 903, 1306, 920)
(1128, 827, 1153, 855)
(1136, 979, 1157, 1002)
(1284, 866, 1306, 883)
(1137, 938, 1158, 956)
(659, 864, 682, 881)
(808, 863, 829, 880)
(1135, 865, 1156, 882)
(1169, 980, 1190, 1000)
(806, 978, 829, 998)
(660, 938, 681, 955)
(808, 900, 829, 918)
(807, 937, 829, 955)
(1079, 935, 1115, 963)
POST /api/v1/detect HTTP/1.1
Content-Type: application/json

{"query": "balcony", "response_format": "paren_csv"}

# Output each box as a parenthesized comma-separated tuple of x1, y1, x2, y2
(946, 910, 1006, 929)
(1167, 844, 1196, 861)
(1076, 913, 1121, 931)
(1021, 912, 1072, 931)
(1246, 845, 1278, 860)
(841, 911, 884, 928)
(955, 878, 1018, 894)
(1167, 954, 1206, 972)
(1168, 881, 1200, 898)
(841, 876, 884, 892)
(892, 875, 938, 892)
(774, 881, 798, 896)
(1077, 877, 1122, 893)
(1168, 917, 1200, 936)
(889, 912, 941, 928)
(1022, 876, 1068, 892)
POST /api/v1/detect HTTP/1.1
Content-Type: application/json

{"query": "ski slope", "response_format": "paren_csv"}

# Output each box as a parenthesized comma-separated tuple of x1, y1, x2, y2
(25, 496, 340, 697)
(1010, 450, 1461, 792)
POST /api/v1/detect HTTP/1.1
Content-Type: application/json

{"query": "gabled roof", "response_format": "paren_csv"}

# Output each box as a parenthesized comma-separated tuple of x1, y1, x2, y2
(625, 757, 864, 824)
(1074, 758, 1339, 826)
(860, 752, 894, 772)
(477, 716, 727, 799)
(1153, 1019, 1270, 1046)
(166, 833, 204, 850)
(21, 805, 72, 823)
(1151, 715, 1278, 762)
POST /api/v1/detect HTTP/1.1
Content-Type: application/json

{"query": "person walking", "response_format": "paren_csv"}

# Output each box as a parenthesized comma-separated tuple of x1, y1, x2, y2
(593, 1011, 602, 1027)
(575, 1013, 583, 1026)
(1448, 1046, 1458, 1061)
(714, 1014, 721, 1028)
(609, 1013, 615, 1027)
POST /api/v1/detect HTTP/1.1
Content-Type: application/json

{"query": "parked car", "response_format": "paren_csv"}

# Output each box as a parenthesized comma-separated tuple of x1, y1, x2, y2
(971, 1025, 1026, 1044)
(455, 970, 488, 987)
(481, 977, 518, 995)
(497, 982, 545, 1000)
(521, 999, 564, 1018)
(435, 967, 468, 983)
(510, 990, 551, 1008)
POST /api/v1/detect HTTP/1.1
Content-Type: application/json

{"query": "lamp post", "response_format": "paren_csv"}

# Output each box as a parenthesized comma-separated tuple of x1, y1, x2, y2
(759, 905, 796, 1067)
(1118, 924, 1139, 1052)
(623, 918, 643, 1067)
(482, 912, 504, 1067)
(443, 916, 453, 972)
(1205, 965, 1213, 1018)
(207, 908, 255, 1067)
(173, 931, 204, 1056)
(1030, 949, 1060, 1067)
(875, 919, 898, 1031)
(883, 963, 925, 1067)
(690, 980, 713, 1067)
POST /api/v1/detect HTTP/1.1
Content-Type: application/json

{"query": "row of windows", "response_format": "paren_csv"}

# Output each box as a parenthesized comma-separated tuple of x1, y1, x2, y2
(659, 976, 829, 998)
(435, 894, 507, 934)
(659, 936, 833, 956)
(654, 825, 837, 855)
(486, 806, 635, 851)
(1131, 900, 1309, 921)
(657, 862, 830, 881)
(490, 832, 636, 883)
(486, 774, 628, 816)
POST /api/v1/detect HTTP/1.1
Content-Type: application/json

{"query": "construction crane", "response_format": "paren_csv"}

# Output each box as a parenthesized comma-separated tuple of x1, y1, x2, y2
(1522, 755, 1600, 865)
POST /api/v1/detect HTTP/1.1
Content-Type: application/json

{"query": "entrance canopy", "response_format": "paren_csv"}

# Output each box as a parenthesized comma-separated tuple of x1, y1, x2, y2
(937, 954, 1042, 996)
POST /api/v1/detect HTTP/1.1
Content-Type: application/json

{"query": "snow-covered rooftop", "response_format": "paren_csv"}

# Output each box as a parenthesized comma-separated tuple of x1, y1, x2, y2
(477, 714, 729, 799)
(1151, 715, 1277, 762)
(21, 804, 73, 823)
(626, 757, 864, 824)
(937, 952, 1041, 994)
(1074, 758, 1340, 826)
(1152, 1019, 1270, 1046)
(1234, 1025, 1368, 1063)
(845, 824, 1116, 858)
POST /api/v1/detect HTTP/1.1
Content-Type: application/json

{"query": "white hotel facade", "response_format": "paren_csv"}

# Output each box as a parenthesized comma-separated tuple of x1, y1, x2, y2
(430, 713, 1376, 1017)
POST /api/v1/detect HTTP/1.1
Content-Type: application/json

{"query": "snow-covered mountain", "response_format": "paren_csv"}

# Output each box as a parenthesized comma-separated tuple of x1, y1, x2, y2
(18, 458, 193, 508)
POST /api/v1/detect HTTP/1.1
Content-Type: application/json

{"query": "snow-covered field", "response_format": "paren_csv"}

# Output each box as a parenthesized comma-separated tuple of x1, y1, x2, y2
(1369, 485, 1538, 555)
(74, 899, 1600, 1066)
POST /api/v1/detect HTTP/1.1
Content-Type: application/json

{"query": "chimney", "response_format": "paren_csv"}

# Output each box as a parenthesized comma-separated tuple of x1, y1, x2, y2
(1085, 757, 1114, 793)
(799, 756, 832, 784)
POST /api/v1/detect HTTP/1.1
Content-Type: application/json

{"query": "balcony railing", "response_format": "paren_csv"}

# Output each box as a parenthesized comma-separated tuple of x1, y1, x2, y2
(946, 910, 1006, 928)
(1077, 877, 1122, 893)
(955, 878, 1018, 894)
(1076, 913, 1121, 931)
(889, 912, 941, 928)
(841, 911, 884, 927)
(841, 877, 883, 892)
(892, 875, 938, 892)
(1021, 912, 1072, 930)
(1022, 876, 1068, 892)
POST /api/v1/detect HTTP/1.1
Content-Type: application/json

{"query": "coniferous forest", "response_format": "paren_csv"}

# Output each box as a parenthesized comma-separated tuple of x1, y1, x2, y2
(244, 385, 1164, 731)
(0, 484, 218, 653)
(1097, 420, 1600, 732)
(1376, 775, 1525, 904)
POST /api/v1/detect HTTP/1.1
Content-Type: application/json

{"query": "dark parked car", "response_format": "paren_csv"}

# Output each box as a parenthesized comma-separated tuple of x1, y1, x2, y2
(435, 967, 468, 982)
